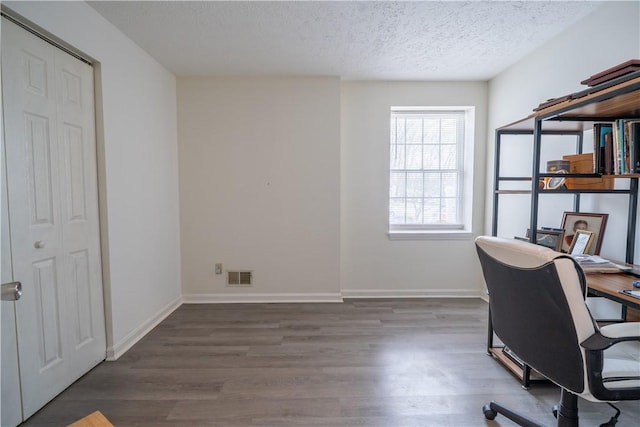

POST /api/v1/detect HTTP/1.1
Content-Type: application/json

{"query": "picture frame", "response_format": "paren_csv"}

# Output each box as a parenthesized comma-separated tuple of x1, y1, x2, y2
(525, 229, 564, 251)
(560, 212, 608, 254)
(568, 230, 595, 255)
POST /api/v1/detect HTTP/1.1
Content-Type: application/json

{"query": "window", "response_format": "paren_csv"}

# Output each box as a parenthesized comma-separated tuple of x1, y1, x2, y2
(389, 107, 474, 239)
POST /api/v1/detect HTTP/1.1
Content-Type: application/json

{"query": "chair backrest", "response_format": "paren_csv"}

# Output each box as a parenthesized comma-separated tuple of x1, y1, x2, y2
(475, 236, 598, 394)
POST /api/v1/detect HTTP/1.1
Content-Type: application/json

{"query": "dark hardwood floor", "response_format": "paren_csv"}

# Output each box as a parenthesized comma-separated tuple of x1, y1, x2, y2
(22, 299, 639, 426)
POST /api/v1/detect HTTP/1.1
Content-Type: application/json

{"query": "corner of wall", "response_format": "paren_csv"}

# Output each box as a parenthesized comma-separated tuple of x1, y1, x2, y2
(106, 296, 182, 360)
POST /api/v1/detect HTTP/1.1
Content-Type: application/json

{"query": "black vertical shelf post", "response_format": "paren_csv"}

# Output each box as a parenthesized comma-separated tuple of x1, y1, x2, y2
(627, 177, 638, 264)
(529, 119, 543, 244)
(492, 131, 502, 236)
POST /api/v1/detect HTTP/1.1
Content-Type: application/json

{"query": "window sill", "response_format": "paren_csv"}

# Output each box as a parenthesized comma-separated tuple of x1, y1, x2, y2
(387, 230, 474, 241)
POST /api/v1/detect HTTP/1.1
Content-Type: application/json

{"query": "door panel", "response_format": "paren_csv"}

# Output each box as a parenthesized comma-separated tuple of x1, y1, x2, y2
(63, 124, 87, 221)
(54, 31, 105, 383)
(2, 18, 105, 422)
(3, 19, 67, 418)
(33, 257, 63, 369)
(26, 113, 56, 224)
(70, 250, 92, 347)
(1, 120, 23, 427)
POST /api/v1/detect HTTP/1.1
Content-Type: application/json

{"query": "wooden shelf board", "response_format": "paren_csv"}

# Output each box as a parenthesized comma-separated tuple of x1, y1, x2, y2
(609, 174, 640, 178)
(541, 189, 632, 194)
(499, 76, 640, 132)
(489, 347, 547, 382)
(540, 82, 640, 120)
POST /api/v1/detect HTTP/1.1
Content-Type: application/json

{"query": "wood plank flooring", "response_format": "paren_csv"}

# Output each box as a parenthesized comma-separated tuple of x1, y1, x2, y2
(21, 299, 640, 426)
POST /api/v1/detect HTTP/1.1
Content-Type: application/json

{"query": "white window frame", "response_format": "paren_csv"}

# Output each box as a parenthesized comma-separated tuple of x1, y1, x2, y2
(388, 106, 475, 240)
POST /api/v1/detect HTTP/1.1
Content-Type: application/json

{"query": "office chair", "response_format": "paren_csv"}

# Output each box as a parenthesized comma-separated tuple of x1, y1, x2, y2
(475, 236, 640, 427)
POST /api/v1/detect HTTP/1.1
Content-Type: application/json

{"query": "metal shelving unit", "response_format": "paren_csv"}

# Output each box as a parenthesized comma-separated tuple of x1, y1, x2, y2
(488, 73, 640, 387)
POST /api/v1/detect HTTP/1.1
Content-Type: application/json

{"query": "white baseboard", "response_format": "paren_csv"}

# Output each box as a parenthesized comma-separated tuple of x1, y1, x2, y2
(182, 293, 343, 303)
(183, 290, 483, 303)
(106, 295, 182, 361)
(341, 289, 483, 299)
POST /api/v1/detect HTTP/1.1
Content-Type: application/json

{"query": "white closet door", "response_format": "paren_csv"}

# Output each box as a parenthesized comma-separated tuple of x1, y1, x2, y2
(1, 18, 106, 422)
(1, 123, 22, 427)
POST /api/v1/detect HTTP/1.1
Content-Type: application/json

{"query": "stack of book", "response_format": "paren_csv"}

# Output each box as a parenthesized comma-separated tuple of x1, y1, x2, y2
(534, 60, 640, 113)
(581, 59, 640, 87)
(571, 254, 628, 273)
(593, 121, 640, 175)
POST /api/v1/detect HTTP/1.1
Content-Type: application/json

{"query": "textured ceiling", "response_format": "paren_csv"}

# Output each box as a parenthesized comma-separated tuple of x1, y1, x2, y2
(88, 1, 603, 80)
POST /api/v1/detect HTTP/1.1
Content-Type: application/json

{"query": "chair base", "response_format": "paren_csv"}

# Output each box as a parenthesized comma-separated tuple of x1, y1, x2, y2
(483, 389, 579, 427)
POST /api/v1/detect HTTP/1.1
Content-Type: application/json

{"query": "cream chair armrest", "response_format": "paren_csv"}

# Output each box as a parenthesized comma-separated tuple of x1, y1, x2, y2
(600, 322, 640, 339)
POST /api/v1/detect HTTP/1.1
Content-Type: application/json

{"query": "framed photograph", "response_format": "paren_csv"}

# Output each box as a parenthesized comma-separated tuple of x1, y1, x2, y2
(560, 212, 608, 254)
(525, 229, 564, 251)
(568, 230, 595, 255)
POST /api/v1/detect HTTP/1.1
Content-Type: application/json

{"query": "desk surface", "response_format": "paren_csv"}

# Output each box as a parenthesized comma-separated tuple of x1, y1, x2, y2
(586, 271, 640, 309)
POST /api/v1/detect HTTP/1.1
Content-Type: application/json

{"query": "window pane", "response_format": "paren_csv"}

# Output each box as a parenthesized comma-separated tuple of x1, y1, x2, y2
(406, 198, 423, 223)
(423, 118, 440, 143)
(424, 173, 440, 197)
(423, 145, 439, 169)
(406, 172, 423, 197)
(390, 145, 405, 169)
(394, 118, 406, 144)
(440, 145, 457, 169)
(390, 119, 397, 145)
(440, 118, 457, 144)
(405, 145, 422, 170)
(441, 198, 458, 223)
(441, 172, 457, 197)
(423, 198, 440, 223)
(390, 172, 406, 197)
(389, 198, 406, 224)
(405, 119, 422, 143)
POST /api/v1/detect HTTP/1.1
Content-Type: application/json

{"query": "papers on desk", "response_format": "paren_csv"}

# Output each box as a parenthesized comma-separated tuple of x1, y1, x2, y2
(571, 254, 630, 273)
(619, 289, 640, 299)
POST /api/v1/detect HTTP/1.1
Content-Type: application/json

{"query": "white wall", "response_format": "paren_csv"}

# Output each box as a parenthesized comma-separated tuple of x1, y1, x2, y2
(341, 81, 488, 297)
(5, 1, 183, 358)
(487, 1, 640, 263)
(178, 77, 341, 302)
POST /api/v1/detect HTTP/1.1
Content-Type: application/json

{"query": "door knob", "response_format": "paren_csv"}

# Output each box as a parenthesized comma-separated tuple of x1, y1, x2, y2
(34, 240, 45, 249)
(1, 281, 22, 301)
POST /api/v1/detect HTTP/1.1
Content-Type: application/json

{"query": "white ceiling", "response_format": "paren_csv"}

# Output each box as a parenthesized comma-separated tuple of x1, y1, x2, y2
(88, 0, 603, 80)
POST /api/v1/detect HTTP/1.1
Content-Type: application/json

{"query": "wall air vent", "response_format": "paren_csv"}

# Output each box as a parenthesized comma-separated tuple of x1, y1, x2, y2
(227, 271, 252, 286)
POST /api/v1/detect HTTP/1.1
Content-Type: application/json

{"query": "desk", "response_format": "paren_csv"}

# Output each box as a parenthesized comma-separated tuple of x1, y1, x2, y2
(587, 271, 640, 309)
(587, 271, 640, 320)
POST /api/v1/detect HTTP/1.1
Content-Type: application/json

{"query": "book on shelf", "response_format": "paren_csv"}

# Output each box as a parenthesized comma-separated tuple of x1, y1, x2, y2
(613, 120, 624, 174)
(593, 120, 640, 175)
(593, 123, 613, 174)
(626, 120, 640, 173)
(616, 119, 640, 174)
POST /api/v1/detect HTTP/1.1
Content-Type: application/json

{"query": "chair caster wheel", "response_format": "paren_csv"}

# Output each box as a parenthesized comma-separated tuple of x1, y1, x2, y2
(483, 404, 497, 420)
